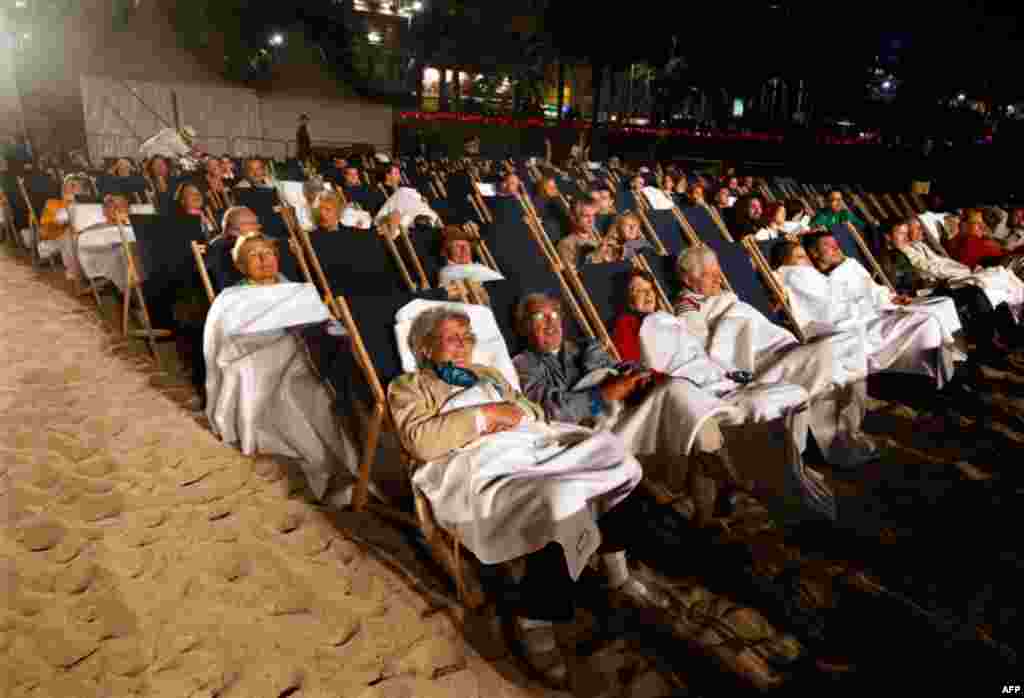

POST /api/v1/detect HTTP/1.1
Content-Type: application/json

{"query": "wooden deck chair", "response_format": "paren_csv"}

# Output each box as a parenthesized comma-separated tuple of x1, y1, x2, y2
(865, 188, 896, 223)
(69, 203, 121, 315)
(131, 213, 208, 349)
(839, 186, 882, 229)
(742, 238, 808, 343)
(894, 192, 919, 218)
(632, 190, 681, 256)
(909, 191, 929, 213)
(570, 260, 675, 361)
(0, 191, 16, 246)
(882, 192, 912, 219)
(342, 290, 488, 608)
(190, 220, 315, 303)
(16, 174, 59, 267)
(678, 203, 734, 244)
(473, 192, 597, 352)
(112, 214, 171, 368)
(828, 222, 895, 292)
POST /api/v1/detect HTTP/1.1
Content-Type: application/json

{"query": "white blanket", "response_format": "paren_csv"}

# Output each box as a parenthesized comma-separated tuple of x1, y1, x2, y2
(438, 263, 505, 285)
(635, 312, 835, 519)
(634, 312, 810, 451)
(76, 223, 135, 292)
(375, 186, 440, 230)
(204, 282, 360, 501)
(642, 297, 872, 466)
(410, 380, 641, 580)
(779, 261, 959, 386)
(641, 186, 676, 211)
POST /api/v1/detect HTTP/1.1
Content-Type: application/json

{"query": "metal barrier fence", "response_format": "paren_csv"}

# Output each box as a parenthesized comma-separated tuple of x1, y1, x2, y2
(87, 133, 393, 162)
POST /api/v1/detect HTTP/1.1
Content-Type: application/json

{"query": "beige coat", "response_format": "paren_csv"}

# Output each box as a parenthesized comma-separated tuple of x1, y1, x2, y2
(387, 364, 545, 465)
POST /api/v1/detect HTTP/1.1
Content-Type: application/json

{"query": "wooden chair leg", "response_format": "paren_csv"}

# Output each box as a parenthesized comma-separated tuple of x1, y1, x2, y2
(352, 402, 385, 513)
(132, 284, 162, 371)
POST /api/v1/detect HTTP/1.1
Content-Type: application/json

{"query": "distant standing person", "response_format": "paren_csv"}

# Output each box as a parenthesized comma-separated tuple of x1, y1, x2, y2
(296, 114, 312, 162)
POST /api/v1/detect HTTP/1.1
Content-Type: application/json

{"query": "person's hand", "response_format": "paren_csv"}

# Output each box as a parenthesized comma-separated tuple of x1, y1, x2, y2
(600, 370, 653, 403)
(892, 294, 913, 306)
(481, 403, 524, 433)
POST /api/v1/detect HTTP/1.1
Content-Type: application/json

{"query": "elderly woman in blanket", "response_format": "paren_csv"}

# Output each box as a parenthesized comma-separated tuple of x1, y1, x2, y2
(204, 233, 358, 504)
(388, 305, 677, 689)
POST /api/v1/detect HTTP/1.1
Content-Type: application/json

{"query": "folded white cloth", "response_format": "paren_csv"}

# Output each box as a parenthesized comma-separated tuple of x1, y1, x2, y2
(438, 263, 504, 285)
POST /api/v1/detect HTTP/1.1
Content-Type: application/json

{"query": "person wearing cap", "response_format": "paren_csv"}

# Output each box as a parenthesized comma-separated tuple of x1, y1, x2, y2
(438, 225, 493, 306)
(296, 114, 312, 163)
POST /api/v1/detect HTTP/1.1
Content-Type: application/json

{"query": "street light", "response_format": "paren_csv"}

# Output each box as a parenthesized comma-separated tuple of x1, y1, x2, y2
(269, 33, 284, 47)
(412, 0, 423, 9)
(881, 80, 892, 90)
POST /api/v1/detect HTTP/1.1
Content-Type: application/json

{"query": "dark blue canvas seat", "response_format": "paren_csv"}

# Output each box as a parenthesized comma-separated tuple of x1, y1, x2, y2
(308, 228, 411, 298)
(98, 175, 147, 198)
(341, 287, 449, 407)
(233, 188, 289, 240)
(640, 249, 682, 302)
(680, 204, 731, 244)
(575, 260, 636, 335)
(643, 208, 687, 257)
(404, 222, 443, 288)
(441, 171, 477, 225)
(698, 233, 780, 322)
(132, 214, 206, 327)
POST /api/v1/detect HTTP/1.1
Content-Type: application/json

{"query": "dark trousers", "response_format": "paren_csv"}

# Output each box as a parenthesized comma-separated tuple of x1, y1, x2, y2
(932, 285, 1018, 352)
(500, 491, 644, 622)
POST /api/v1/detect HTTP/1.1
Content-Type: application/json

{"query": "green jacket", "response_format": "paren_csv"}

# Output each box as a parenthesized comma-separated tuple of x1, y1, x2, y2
(810, 208, 864, 230)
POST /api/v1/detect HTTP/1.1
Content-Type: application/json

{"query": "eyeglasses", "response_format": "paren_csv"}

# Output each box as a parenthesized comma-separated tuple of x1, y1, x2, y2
(245, 248, 277, 260)
(530, 311, 560, 323)
(439, 332, 477, 347)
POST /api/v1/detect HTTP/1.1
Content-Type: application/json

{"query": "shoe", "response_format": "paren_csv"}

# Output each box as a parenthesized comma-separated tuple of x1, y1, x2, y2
(609, 575, 673, 612)
(512, 618, 569, 690)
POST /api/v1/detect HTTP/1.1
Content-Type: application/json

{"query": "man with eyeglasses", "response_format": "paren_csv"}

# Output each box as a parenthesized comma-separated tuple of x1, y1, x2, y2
(810, 189, 865, 230)
(511, 293, 754, 529)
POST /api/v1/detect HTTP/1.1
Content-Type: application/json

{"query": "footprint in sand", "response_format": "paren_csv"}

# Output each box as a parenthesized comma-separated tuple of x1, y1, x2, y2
(14, 516, 67, 552)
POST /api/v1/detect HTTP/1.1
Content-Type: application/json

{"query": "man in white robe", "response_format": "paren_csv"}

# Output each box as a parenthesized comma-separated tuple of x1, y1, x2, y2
(796, 231, 962, 388)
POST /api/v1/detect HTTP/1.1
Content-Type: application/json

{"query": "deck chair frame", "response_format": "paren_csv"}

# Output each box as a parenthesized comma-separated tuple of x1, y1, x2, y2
(16, 176, 48, 268)
(741, 238, 808, 344)
(114, 219, 173, 369)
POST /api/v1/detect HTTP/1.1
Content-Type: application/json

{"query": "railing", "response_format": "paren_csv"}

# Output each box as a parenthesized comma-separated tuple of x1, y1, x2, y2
(87, 133, 393, 162)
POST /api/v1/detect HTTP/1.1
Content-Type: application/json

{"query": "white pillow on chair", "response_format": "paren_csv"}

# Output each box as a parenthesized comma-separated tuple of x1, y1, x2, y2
(641, 186, 675, 211)
(69, 203, 106, 234)
(130, 203, 155, 216)
(278, 181, 315, 231)
(394, 299, 520, 391)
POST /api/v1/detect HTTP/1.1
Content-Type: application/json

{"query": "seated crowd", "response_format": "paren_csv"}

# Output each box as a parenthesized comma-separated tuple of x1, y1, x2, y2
(4, 144, 1022, 689)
